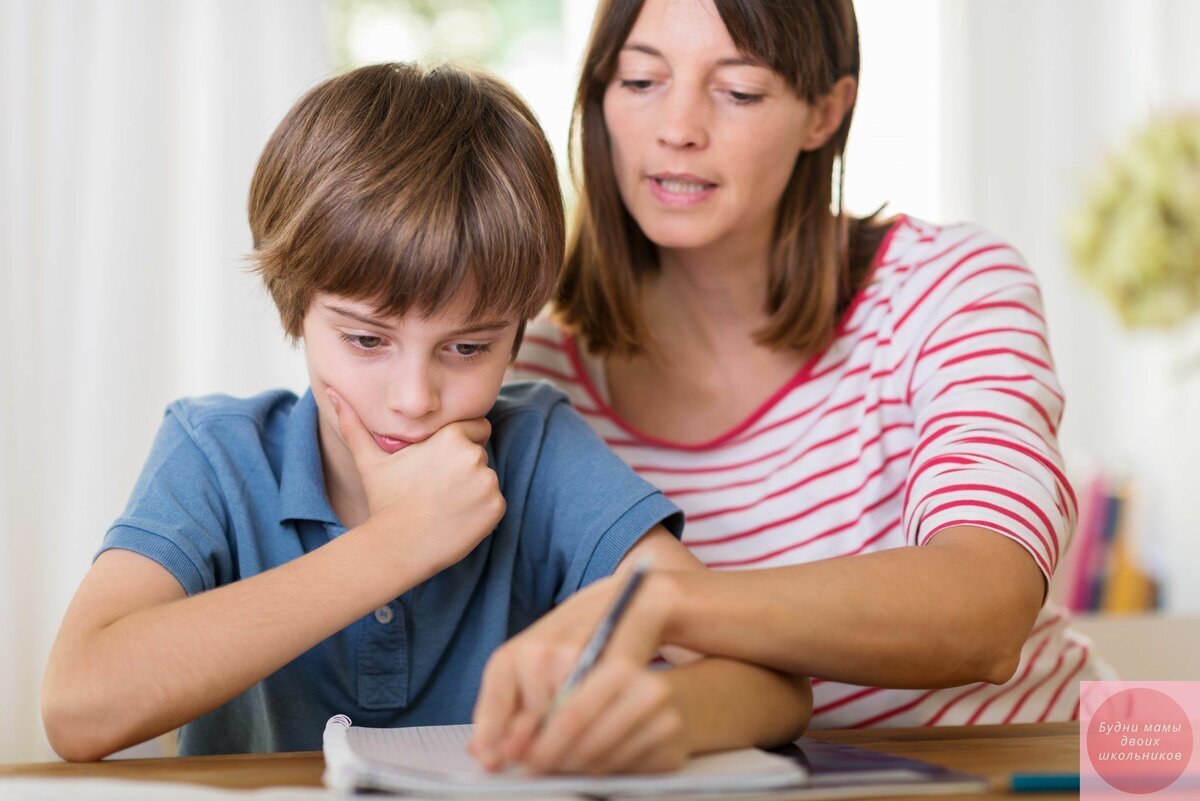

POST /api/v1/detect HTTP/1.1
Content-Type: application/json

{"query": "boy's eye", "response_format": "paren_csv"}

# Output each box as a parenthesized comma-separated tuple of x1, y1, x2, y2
(453, 342, 493, 358)
(342, 333, 384, 350)
(728, 90, 764, 104)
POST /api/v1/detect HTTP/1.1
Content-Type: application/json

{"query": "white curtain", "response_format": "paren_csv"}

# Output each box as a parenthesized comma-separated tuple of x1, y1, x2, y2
(0, 0, 328, 761)
(936, 0, 1200, 613)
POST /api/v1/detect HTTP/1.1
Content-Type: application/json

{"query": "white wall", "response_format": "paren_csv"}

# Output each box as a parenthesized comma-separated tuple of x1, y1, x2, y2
(937, 0, 1200, 612)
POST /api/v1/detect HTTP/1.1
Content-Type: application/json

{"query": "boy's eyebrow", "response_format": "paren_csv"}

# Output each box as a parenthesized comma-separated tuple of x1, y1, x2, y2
(324, 303, 512, 337)
(324, 303, 396, 330)
(621, 42, 766, 69)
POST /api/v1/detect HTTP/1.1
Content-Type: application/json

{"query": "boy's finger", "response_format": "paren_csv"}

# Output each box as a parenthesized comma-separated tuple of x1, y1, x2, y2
(325, 389, 380, 466)
(446, 418, 492, 446)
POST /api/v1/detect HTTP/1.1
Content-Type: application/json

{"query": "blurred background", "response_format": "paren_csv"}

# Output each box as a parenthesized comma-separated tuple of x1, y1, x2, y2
(2, 0, 1198, 763)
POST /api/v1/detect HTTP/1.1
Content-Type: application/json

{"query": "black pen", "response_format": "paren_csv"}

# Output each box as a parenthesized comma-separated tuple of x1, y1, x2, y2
(551, 559, 652, 711)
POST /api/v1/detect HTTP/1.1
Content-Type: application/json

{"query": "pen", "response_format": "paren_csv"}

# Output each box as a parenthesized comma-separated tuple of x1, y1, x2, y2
(551, 559, 652, 711)
(1010, 772, 1079, 793)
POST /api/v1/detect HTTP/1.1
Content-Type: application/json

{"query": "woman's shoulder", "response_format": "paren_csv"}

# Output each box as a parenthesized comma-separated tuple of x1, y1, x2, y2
(870, 216, 1034, 306)
(875, 215, 1026, 275)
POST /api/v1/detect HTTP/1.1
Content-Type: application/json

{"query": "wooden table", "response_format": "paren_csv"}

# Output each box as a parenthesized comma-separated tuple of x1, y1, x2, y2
(0, 722, 1078, 799)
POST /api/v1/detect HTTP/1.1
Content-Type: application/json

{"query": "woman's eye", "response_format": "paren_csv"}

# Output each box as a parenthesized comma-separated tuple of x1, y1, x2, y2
(619, 78, 655, 92)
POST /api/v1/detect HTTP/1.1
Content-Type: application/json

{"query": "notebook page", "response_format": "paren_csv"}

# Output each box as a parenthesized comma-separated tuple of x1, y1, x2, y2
(345, 724, 482, 777)
(340, 722, 807, 790)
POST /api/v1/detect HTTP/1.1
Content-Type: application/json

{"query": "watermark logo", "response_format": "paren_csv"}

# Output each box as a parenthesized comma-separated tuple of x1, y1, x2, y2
(1082, 681, 1199, 797)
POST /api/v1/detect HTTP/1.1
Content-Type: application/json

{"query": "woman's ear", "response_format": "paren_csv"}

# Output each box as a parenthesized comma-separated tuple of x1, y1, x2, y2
(800, 76, 858, 151)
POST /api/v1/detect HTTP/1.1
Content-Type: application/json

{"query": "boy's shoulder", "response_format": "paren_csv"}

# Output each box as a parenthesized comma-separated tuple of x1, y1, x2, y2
(489, 380, 569, 423)
(165, 389, 300, 438)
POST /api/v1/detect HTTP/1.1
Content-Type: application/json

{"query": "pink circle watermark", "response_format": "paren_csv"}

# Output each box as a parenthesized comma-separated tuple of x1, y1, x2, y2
(1086, 687, 1193, 794)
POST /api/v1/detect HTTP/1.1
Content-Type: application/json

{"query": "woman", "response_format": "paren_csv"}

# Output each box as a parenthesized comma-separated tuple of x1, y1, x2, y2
(472, 0, 1104, 771)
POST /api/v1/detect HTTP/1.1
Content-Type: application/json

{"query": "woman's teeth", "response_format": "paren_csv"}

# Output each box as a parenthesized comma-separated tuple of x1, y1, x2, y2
(655, 178, 711, 193)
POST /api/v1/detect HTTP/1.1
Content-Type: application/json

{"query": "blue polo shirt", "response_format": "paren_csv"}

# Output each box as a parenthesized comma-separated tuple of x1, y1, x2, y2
(98, 382, 682, 755)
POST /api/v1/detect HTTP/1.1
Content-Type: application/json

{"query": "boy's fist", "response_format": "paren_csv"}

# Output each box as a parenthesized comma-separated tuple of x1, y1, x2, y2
(327, 389, 505, 577)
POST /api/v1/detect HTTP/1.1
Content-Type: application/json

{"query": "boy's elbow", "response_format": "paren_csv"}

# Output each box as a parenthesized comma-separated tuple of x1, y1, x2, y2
(42, 676, 125, 762)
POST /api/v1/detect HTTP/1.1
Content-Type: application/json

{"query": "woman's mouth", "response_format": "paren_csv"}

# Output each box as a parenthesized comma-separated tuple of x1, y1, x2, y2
(648, 173, 717, 207)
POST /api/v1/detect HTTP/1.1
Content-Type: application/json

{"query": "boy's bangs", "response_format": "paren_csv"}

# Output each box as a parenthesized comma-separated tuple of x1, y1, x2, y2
(250, 63, 564, 339)
(309, 178, 543, 327)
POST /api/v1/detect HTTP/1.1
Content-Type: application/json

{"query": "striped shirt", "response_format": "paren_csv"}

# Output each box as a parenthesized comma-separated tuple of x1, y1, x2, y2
(510, 216, 1106, 728)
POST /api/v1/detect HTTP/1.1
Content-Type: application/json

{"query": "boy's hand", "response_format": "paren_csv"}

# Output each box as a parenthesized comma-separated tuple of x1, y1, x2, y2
(469, 575, 687, 775)
(327, 389, 505, 576)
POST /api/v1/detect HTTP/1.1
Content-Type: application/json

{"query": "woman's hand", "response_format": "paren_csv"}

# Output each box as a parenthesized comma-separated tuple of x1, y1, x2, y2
(469, 574, 688, 774)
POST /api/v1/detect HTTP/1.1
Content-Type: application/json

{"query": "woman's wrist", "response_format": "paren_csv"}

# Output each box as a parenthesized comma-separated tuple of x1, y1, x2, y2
(645, 568, 691, 646)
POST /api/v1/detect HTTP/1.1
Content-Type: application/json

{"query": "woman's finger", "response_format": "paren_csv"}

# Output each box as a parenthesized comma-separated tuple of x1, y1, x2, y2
(522, 658, 635, 773)
(499, 644, 568, 765)
(470, 651, 519, 770)
(586, 703, 687, 775)
(554, 668, 672, 773)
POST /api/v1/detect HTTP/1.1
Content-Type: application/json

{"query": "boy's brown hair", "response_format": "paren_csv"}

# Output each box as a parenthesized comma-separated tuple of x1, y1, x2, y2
(560, 0, 892, 357)
(249, 62, 564, 345)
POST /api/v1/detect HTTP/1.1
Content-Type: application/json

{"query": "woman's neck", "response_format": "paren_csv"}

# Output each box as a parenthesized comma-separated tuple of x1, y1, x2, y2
(645, 238, 772, 362)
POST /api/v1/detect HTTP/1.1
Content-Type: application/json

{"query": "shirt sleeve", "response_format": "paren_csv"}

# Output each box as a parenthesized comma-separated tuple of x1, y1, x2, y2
(97, 406, 232, 595)
(520, 395, 684, 606)
(900, 235, 1076, 582)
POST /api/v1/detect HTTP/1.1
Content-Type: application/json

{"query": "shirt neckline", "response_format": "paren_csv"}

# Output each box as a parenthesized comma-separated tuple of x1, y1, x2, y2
(561, 215, 908, 452)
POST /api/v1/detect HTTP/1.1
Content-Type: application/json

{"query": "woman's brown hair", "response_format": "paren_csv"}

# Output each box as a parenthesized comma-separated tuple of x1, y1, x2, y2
(559, 0, 891, 357)
(249, 63, 564, 345)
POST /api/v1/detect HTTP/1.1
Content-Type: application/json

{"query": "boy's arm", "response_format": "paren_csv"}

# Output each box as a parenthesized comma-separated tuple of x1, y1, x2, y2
(44, 526, 426, 761)
(471, 527, 812, 775)
(44, 397, 503, 762)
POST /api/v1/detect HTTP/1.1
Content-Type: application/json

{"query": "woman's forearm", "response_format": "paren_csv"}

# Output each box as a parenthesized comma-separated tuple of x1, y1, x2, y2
(657, 527, 1043, 689)
(42, 521, 422, 761)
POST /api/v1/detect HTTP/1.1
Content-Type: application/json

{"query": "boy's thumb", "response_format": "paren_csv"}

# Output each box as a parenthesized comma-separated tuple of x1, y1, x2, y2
(326, 389, 377, 466)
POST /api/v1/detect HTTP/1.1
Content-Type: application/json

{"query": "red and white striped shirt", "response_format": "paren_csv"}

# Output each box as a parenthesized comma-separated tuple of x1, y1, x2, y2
(511, 216, 1106, 727)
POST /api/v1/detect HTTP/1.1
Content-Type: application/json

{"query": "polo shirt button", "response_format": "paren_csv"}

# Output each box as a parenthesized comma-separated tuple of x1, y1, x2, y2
(374, 606, 394, 625)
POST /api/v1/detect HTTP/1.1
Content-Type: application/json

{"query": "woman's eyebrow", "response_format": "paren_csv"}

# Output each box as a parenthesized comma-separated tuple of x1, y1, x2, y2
(621, 42, 766, 69)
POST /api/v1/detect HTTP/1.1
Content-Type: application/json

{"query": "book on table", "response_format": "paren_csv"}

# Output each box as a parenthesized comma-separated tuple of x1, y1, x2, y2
(322, 715, 988, 798)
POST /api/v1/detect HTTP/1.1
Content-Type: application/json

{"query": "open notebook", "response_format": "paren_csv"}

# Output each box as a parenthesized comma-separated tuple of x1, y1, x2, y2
(322, 716, 988, 799)
(322, 716, 806, 797)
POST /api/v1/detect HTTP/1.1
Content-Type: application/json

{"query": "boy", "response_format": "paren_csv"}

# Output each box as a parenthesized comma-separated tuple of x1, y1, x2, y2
(42, 63, 810, 770)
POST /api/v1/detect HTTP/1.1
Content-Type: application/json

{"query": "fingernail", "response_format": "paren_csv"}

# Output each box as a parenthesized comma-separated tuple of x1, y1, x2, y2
(326, 390, 340, 410)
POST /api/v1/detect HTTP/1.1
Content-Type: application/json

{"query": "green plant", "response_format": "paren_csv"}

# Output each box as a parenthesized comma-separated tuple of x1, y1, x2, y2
(1067, 115, 1200, 329)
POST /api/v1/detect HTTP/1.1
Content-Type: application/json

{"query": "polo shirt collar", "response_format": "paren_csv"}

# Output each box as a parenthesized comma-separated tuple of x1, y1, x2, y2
(277, 389, 342, 527)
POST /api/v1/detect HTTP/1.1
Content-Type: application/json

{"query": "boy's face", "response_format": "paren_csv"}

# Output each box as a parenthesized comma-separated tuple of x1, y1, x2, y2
(303, 292, 519, 457)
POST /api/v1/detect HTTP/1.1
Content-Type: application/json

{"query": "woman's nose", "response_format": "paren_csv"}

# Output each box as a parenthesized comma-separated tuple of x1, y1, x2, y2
(656, 88, 709, 150)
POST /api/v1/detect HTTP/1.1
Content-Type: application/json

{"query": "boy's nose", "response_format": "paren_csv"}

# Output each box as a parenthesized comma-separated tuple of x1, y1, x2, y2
(386, 365, 440, 419)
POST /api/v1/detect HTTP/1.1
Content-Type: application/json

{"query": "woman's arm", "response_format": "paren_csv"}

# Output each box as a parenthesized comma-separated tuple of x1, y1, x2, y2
(652, 525, 1044, 688)
(471, 527, 813, 774)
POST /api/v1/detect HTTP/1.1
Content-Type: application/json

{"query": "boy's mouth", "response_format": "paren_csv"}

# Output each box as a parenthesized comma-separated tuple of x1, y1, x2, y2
(373, 433, 414, 454)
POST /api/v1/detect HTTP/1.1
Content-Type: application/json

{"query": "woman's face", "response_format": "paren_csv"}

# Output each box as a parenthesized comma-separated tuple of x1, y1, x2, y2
(602, 0, 822, 256)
